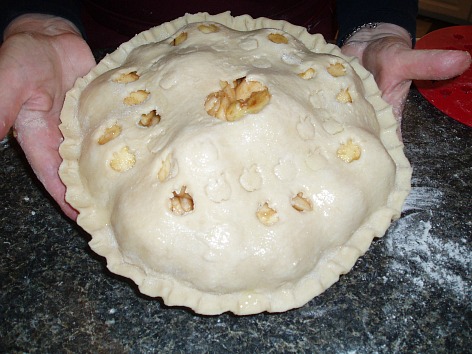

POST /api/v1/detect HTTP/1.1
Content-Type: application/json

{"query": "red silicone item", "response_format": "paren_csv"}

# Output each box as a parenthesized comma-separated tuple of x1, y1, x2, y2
(414, 26, 472, 127)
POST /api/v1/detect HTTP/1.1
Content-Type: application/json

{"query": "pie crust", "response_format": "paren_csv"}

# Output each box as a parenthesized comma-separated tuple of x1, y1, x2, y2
(59, 12, 412, 315)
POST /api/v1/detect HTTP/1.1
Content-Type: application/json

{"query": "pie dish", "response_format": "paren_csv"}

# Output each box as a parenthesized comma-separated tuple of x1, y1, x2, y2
(59, 12, 412, 315)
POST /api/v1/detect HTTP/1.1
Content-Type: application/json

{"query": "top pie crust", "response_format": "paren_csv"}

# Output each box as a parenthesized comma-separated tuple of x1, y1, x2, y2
(59, 12, 412, 315)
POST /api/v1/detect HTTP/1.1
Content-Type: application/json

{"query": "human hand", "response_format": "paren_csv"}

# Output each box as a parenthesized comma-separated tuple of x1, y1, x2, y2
(0, 14, 95, 219)
(341, 23, 471, 120)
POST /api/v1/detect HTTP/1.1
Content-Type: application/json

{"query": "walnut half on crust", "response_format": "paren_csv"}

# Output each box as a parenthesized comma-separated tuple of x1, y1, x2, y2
(59, 16, 411, 316)
(205, 78, 271, 121)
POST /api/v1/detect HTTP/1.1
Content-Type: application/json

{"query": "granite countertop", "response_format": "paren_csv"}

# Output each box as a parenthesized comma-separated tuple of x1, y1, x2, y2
(1, 88, 471, 353)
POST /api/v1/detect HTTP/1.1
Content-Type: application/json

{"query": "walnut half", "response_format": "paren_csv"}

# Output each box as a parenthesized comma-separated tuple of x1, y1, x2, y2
(298, 68, 316, 80)
(110, 146, 136, 172)
(113, 71, 140, 83)
(337, 139, 361, 163)
(124, 90, 149, 106)
(158, 154, 173, 182)
(256, 202, 279, 226)
(205, 78, 271, 121)
(170, 186, 194, 215)
(327, 63, 346, 77)
(171, 32, 188, 46)
(139, 110, 160, 127)
(291, 193, 313, 212)
(336, 88, 352, 103)
(268, 33, 288, 44)
(198, 24, 219, 33)
(98, 124, 121, 145)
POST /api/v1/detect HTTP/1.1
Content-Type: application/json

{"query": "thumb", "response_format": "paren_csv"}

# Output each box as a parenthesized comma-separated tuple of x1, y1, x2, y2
(0, 75, 29, 139)
(398, 49, 471, 81)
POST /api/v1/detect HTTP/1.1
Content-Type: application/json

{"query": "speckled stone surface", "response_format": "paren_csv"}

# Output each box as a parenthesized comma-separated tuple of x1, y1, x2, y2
(1, 88, 471, 353)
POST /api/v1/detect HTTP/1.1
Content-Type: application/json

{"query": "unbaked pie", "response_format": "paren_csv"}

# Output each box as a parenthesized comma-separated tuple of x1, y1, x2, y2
(59, 12, 411, 315)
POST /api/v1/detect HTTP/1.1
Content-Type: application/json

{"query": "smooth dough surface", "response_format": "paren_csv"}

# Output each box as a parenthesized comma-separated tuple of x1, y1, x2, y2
(59, 12, 411, 315)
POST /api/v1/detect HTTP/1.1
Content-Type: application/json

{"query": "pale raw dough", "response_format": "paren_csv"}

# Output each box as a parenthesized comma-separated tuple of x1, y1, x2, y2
(59, 12, 412, 315)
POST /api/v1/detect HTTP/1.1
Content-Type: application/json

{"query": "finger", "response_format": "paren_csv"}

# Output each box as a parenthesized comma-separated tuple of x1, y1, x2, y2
(381, 80, 412, 120)
(14, 111, 78, 219)
(0, 69, 29, 139)
(397, 49, 471, 81)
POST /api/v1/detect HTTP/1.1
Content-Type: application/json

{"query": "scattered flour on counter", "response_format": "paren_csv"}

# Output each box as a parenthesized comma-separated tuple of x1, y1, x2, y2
(1, 135, 10, 149)
(401, 186, 443, 213)
(386, 187, 471, 302)
(105, 319, 116, 326)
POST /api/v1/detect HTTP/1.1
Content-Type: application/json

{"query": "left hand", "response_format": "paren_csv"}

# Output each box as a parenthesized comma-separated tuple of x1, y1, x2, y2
(0, 15, 96, 219)
(341, 23, 471, 120)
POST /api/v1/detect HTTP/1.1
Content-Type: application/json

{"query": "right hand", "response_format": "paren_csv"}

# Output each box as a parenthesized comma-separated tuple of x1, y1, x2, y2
(0, 14, 96, 219)
(341, 23, 471, 121)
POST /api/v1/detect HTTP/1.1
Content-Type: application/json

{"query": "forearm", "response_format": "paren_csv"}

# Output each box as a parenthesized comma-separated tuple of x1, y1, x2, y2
(0, 0, 84, 41)
(4, 14, 82, 40)
(340, 23, 412, 65)
(336, 0, 418, 47)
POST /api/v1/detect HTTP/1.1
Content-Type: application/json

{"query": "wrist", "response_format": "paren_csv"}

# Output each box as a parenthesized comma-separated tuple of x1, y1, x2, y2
(3, 13, 82, 40)
(342, 23, 412, 48)
(341, 23, 413, 64)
